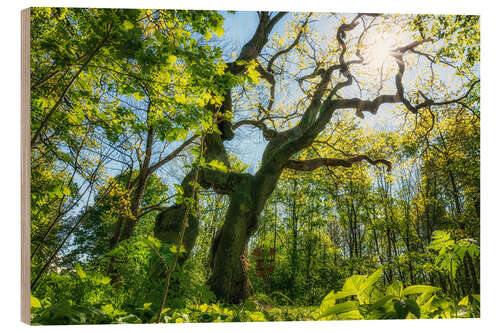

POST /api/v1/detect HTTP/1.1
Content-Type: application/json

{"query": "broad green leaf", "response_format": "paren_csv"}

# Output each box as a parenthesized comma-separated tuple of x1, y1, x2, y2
(342, 275, 365, 294)
(331, 290, 358, 300)
(318, 301, 359, 319)
(458, 295, 469, 306)
(360, 268, 383, 293)
(336, 310, 364, 320)
(402, 285, 440, 296)
(386, 281, 403, 297)
(406, 312, 418, 319)
(117, 314, 142, 323)
(416, 291, 434, 305)
(420, 295, 437, 315)
(207, 159, 228, 172)
(371, 295, 396, 310)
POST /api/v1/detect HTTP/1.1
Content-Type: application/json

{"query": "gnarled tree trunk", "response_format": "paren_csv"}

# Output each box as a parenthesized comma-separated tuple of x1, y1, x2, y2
(208, 175, 258, 302)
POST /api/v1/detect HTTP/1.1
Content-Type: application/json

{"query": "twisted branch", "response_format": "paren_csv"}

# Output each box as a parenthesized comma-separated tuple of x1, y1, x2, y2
(232, 119, 278, 140)
(284, 155, 392, 172)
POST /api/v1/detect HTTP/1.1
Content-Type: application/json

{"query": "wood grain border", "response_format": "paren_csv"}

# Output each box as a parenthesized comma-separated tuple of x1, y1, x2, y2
(21, 7, 31, 325)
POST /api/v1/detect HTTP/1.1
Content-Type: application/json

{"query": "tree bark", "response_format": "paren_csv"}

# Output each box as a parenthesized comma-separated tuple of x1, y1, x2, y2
(208, 175, 258, 302)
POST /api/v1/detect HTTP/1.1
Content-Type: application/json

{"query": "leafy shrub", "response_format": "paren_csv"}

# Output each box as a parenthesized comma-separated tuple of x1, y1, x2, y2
(316, 268, 479, 320)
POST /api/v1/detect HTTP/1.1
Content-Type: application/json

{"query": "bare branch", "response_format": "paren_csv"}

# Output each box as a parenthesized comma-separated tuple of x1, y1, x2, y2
(147, 135, 199, 175)
(267, 13, 312, 73)
(284, 155, 392, 172)
(232, 119, 278, 140)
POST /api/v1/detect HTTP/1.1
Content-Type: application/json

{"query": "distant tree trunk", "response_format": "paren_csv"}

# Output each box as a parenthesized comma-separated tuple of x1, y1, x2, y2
(446, 165, 480, 294)
(405, 216, 416, 285)
(290, 179, 299, 297)
(108, 125, 154, 278)
(385, 226, 393, 283)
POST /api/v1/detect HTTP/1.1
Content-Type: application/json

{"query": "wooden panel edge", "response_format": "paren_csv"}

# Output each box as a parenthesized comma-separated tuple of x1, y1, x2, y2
(20, 7, 31, 325)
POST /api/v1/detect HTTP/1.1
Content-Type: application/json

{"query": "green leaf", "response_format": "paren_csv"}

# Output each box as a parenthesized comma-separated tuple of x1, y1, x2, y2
(169, 245, 186, 254)
(318, 301, 359, 318)
(141, 236, 161, 251)
(371, 295, 396, 310)
(174, 184, 184, 196)
(331, 290, 358, 300)
(132, 92, 142, 101)
(207, 159, 228, 172)
(246, 67, 260, 84)
(403, 285, 440, 296)
(123, 20, 134, 31)
(360, 268, 383, 293)
(117, 314, 142, 323)
(62, 186, 71, 196)
(168, 54, 178, 64)
(336, 310, 364, 320)
(167, 127, 188, 142)
(100, 276, 111, 285)
(406, 299, 421, 318)
(342, 275, 365, 294)
(74, 263, 86, 279)
(54, 188, 63, 199)
(420, 295, 437, 314)
(392, 299, 408, 318)
(416, 291, 434, 305)
(101, 304, 114, 315)
(458, 295, 469, 306)
(386, 281, 403, 297)
(214, 25, 224, 38)
(31, 295, 42, 309)
(406, 312, 418, 319)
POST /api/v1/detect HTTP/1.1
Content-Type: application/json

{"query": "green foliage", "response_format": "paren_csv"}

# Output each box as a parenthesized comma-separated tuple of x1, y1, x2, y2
(32, 265, 477, 324)
(410, 15, 479, 75)
(316, 268, 479, 320)
(428, 231, 479, 278)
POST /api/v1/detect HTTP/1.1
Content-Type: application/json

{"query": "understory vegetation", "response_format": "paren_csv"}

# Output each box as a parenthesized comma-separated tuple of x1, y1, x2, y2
(29, 8, 479, 324)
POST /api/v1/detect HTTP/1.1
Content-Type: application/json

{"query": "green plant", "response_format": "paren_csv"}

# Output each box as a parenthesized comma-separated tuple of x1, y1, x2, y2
(316, 268, 479, 320)
(428, 230, 479, 278)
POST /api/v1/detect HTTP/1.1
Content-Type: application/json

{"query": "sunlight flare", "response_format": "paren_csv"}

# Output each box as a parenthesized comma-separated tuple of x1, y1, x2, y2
(366, 34, 394, 69)
(362, 26, 410, 72)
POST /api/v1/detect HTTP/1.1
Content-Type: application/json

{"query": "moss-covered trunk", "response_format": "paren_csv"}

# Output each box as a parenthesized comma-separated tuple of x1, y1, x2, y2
(207, 161, 283, 303)
(207, 175, 257, 302)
